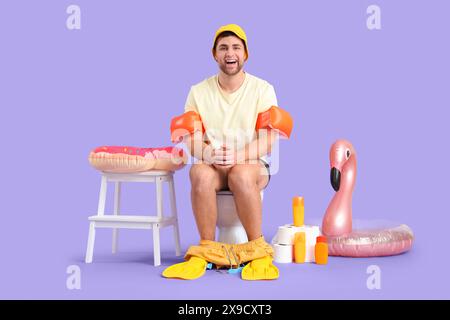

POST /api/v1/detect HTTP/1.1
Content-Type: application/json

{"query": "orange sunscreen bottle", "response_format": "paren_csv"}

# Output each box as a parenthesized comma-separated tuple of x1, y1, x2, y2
(315, 236, 328, 265)
(294, 232, 306, 263)
(292, 196, 304, 227)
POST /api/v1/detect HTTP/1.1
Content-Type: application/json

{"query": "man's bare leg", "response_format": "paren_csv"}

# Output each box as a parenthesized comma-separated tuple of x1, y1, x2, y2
(189, 163, 229, 240)
(227, 163, 269, 241)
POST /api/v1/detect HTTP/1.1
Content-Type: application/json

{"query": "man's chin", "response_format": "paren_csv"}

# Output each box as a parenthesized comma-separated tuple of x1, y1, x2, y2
(220, 65, 243, 76)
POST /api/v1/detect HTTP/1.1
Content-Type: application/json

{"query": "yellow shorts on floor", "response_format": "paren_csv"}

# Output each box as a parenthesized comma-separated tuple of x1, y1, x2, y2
(184, 236, 274, 268)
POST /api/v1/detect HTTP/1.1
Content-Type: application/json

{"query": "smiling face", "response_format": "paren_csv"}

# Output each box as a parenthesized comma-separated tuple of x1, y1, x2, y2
(213, 35, 246, 76)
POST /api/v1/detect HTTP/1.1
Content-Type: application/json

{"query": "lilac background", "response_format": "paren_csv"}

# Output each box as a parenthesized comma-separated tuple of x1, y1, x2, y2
(0, 0, 449, 299)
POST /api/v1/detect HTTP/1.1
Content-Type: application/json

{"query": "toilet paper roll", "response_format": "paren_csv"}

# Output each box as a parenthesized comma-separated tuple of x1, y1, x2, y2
(274, 225, 298, 245)
(272, 243, 293, 263)
(271, 224, 322, 262)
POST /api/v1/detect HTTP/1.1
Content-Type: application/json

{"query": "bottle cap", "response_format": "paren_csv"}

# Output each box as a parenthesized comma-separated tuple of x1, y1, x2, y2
(316, 236, 327, 243)
(292, 196, 304, 206)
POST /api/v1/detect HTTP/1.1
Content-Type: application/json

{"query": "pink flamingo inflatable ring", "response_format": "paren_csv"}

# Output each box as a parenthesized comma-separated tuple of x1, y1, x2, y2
(322, 140, 414, 257)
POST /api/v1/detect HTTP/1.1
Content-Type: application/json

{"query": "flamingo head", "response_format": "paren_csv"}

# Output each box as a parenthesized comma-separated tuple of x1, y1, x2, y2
(329, 139, 356, 192)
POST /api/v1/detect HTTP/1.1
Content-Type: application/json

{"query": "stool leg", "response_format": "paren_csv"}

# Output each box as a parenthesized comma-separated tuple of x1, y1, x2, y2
(152, 177, 163, 266)
(86, 175, 107, 264)
(168, 176, 181, 256)
(97, 175, 108, 216)
(156, 177, 163, 218)
(112, 181, 121, 254)
(85, 222, 96, 263)
(153, 223, 161, 266)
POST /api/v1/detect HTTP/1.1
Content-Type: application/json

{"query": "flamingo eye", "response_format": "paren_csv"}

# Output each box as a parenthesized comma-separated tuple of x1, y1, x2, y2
(346, 149, 351, 159)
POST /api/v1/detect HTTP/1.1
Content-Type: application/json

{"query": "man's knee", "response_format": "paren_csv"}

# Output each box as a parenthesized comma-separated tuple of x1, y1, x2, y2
(228, 165, 258, 192)
(190, 164, 218, 192)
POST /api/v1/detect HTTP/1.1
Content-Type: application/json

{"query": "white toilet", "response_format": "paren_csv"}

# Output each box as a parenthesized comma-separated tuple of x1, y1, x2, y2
(216, 190, 264, 244)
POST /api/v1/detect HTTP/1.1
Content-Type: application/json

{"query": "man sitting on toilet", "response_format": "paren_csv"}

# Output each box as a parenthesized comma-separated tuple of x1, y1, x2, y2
(165, 24, 293, 280)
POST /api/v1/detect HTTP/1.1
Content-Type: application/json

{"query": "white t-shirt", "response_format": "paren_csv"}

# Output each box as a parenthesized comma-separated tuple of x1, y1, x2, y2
(184, 72, 278, 161)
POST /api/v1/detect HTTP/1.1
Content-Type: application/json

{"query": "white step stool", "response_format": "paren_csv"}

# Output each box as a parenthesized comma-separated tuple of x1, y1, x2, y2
(85, 170, 181, 266)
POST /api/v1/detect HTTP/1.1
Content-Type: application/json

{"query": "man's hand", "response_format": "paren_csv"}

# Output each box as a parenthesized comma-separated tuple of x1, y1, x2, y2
(210, 144, 243, 169)
(202, 144, 216, 165)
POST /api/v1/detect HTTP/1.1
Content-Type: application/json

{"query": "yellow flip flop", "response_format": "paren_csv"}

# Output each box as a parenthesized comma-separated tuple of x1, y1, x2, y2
(241, 256, 279, 281)
(162, 256, 208, 280)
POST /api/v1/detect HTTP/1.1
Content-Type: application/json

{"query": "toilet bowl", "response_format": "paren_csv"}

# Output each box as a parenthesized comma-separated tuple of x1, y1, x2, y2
(216, 190, 264, 244)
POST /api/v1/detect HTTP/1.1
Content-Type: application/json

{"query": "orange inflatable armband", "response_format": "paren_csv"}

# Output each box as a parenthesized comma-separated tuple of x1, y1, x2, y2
(255, 106, 293, 139)
(170, 111, 205, 143)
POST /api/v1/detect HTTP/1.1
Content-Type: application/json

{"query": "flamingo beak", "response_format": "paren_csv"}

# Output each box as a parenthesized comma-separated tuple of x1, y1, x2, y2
(330, 167, 341, 191)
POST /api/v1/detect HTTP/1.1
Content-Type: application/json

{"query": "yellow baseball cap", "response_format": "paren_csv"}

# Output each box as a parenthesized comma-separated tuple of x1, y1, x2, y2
(212, 24, 248, 60)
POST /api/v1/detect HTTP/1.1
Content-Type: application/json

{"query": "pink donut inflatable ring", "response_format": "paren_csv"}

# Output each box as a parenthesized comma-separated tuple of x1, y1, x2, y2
(322, 140, 414, 257)
(89, 146, 187, 173)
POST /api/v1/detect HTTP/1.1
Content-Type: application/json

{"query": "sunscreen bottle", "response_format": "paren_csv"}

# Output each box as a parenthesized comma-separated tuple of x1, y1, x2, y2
(292, 196, 304, 227)
(315, 236, 328, 265)
(294, 232, 306, 263)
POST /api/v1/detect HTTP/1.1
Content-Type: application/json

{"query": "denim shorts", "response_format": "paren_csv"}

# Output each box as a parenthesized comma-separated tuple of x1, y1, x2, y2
(260, 159, 271, 189)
